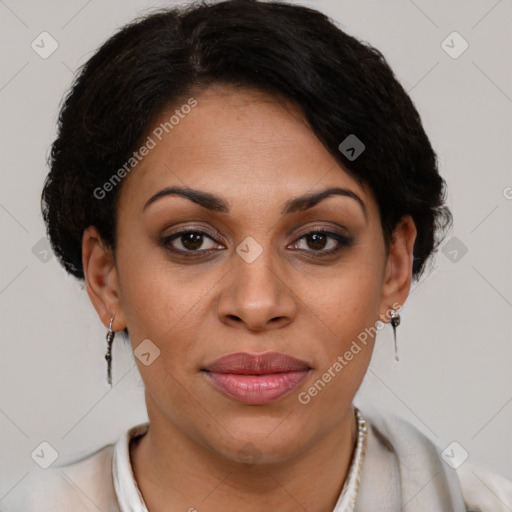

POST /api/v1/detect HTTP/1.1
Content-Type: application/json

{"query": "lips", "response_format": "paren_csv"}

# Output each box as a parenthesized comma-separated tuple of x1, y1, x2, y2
(202, 352, 311, 404)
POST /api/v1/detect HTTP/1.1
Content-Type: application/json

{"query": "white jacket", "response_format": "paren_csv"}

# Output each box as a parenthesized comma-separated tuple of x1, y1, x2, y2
(1, 412, 511, 511)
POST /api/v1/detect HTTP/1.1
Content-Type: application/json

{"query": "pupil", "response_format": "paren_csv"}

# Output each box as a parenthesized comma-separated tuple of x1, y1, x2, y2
(183, 233, 203, 250)
(307, 233, 327, 250)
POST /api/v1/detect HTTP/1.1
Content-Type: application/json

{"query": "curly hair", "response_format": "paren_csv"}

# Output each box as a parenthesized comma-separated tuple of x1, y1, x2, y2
(42, 0, 451, 282)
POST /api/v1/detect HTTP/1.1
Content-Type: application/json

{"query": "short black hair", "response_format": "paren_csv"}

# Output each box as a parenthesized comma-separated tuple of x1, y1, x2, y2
(42, 0, 451, 282)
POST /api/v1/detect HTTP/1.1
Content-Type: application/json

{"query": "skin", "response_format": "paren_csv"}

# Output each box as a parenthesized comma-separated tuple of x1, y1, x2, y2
(82, 84, 416, 512)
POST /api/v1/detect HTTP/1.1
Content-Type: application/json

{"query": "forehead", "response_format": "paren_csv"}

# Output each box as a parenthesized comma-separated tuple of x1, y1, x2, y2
(118, 84, 373, 215)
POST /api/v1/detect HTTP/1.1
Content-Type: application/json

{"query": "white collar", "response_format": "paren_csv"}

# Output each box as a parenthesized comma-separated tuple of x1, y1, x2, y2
(113, 422, 150, 512)
(112, 410, 368, 512)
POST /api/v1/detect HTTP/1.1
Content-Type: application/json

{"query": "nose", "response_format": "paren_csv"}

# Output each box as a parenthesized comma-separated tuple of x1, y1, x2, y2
(216, 248, 297, 332)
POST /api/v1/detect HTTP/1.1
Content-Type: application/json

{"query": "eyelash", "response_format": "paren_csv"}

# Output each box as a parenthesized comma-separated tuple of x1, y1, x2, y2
(160, 228, 353, 258)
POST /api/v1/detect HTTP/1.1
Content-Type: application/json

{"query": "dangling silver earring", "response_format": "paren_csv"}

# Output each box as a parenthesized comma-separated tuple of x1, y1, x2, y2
(390, 309, 400, 362)
(105, 316, 115, 386)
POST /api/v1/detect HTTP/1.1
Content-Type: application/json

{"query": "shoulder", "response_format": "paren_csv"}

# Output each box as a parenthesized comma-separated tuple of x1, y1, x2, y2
(1, 443, 118, 512)
(360, 409, 512, 512)
(456, 461, 512, 512)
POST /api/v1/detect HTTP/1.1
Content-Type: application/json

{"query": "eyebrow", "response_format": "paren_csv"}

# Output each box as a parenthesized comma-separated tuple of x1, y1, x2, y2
(282, 187, 367, 219)
(143, 186, 229, 213)
(143, 185, 367, 219)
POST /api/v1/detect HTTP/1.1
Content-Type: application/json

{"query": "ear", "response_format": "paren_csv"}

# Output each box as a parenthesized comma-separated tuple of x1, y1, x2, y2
(378, 215, 417, 320)
(82, 226, 126, 331)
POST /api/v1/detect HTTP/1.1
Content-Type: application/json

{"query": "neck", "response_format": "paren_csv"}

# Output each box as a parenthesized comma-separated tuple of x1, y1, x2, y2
(131, 404, 358, 512)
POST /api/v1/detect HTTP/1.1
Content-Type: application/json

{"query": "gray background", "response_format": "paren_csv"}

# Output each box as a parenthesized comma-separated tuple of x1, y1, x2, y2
(1, 0, 511, 499)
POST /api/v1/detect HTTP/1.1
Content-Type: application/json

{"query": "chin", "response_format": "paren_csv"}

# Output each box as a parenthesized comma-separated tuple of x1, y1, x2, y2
(206, 416, 313, 465)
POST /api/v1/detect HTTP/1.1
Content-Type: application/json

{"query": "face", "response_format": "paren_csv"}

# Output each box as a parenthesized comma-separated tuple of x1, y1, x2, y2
(83, 84, 416, 464)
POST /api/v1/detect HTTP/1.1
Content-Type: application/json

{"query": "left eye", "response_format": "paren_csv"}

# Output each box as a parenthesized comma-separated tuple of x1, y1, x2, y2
(289, 231, 350, 252)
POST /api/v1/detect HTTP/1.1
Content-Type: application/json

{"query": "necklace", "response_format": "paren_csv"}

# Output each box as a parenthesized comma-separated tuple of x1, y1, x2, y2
(334, 408, 368, 511)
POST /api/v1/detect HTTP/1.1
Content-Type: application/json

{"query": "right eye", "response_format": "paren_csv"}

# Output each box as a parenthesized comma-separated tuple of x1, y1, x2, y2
(161, 230, 225, 254)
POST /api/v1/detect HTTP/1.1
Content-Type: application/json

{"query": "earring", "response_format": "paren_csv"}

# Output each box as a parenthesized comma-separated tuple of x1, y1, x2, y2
(105, 316, 115, 386)
(390, 309, 400, 362)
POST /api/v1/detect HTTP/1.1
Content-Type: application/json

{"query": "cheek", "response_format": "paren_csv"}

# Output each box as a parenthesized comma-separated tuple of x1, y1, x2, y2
(116, 249, 223, 374)
(301, 283, 378, 413)
(301, 256, 383, 383)
(119, 270, 204, 346)
(305, 260, 382, 331)
(115, 235, 196, 330)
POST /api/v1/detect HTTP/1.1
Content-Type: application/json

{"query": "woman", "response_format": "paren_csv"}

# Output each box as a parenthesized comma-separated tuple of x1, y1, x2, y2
(3, 0, 510, 510)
